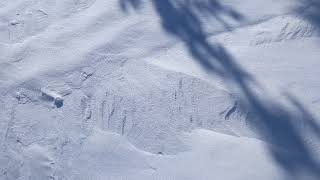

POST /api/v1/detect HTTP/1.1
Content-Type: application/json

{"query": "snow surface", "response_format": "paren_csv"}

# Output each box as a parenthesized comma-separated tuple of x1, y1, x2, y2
(1, 0, 320, 179)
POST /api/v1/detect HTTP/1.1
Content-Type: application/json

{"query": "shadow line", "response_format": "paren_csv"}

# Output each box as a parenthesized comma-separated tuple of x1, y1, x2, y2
(119, 0, 320, 178)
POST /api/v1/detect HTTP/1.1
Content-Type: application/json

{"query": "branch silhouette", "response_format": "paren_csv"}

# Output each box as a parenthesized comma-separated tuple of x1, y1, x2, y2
(119, 0, 320, 178)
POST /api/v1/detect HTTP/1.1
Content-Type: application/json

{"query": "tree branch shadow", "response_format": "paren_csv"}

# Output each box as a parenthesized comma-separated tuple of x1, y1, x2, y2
(296, 0, 320, 30)
(119, 0, 320, 178)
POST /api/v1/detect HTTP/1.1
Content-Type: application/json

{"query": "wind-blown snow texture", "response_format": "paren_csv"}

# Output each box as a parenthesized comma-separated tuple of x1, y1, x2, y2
(1, 0, 320, 179)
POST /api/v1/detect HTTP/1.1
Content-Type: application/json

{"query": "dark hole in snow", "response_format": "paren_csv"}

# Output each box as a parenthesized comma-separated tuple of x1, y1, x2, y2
(54, 98, 63, 108)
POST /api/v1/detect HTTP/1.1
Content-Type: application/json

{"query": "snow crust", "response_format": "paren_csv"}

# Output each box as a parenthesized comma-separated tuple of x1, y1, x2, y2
(1, 0, 320, 179)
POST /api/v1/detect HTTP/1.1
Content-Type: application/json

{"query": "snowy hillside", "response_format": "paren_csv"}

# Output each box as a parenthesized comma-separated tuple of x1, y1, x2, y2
(1, 0, 320, 179)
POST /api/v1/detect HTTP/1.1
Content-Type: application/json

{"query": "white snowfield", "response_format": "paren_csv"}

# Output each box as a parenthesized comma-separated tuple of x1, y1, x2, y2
(1, 0, 320, 179)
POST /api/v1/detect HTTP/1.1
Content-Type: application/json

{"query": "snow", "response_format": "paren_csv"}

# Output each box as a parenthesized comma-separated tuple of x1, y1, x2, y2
(1, 0, 320, 179)
(70, 129, 286, 180)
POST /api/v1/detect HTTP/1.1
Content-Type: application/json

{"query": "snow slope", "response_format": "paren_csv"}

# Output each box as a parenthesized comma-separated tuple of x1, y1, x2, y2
(1, 0, 320, 179)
